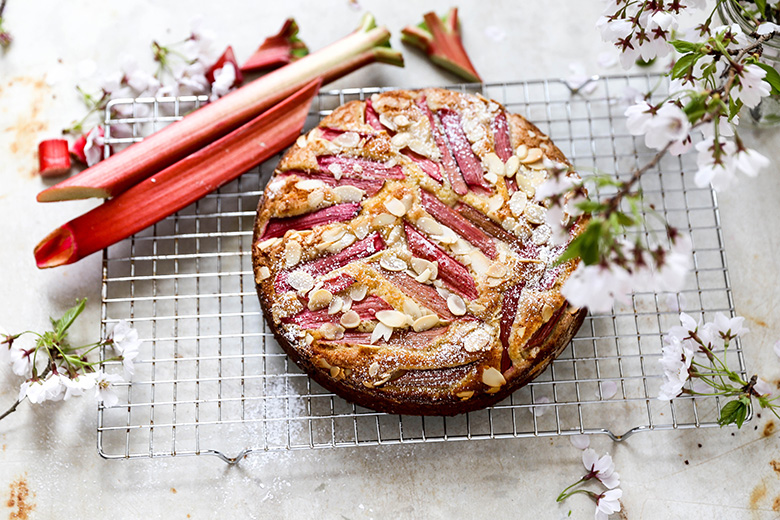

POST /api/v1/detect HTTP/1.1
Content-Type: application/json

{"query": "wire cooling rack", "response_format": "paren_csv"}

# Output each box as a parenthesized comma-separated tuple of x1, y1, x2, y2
(97, 74, 747, 463)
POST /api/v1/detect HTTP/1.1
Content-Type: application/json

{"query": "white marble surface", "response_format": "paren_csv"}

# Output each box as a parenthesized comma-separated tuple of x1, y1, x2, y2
(1, 1, 779, 518)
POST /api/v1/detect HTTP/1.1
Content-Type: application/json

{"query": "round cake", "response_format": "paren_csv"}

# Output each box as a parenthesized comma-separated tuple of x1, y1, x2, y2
(252, 88, 587, 416)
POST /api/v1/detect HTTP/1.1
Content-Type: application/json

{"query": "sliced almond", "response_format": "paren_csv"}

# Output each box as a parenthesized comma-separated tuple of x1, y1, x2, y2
(515, 144, 528, 161)
(485, 152, 505, 177)
(520, 147, 543, 165)
(415, 216, 444, 236)
(508, 191, 528, 217)
(340, 310, 361, 329)
(468, 250, 492, 277)
(542, 303, 554, 322)
(403, 299, 422, 320)
(368, 361, 380, 377)
(391, 132, 410, 149)
(375, 310, 408, 328)
(296, 134, 308, 148)
(531, 225, 552, 246)
(482, 367, 506, 387)
(332, 131, 360, 148)
(256, 237, 280, 252)
(328, 296, 344, 315)
(327, 162, 343, 180)
(411, 257, 434, 276)
(412, 314, 439, 332)
(486, 263, 508, 279)
(384, 197, 407, 217)
(329, 365, 342, 378)
(487, 194, 504, 214)
(308, 289, 333, 311)
(484, 171, 499, 185)
(350, 284, 367, 302)
(456, 390, 475, 400)
(314, 356, 330, 369)
(326, 233, 356, 253)
(371, 322, 393, 344)
(333, 185, 365, 202)
(295, 179, 325, 191)
(447, 294, 467, 316)
(393, 114, 411, 128)
(287, 270, 314, 293)
(436, 226, 459, 245)
(524, 203, 546, 225)
(354, 221, 370, 240)
(379, 254, 407, 272)
(320, 323, 345, 341)
(284, 241, 302, 268)
(505, 155, 520, 177)
(414, 267, 432, 284)
(321, 226, 347, 244)
(372, 212, 396, 228)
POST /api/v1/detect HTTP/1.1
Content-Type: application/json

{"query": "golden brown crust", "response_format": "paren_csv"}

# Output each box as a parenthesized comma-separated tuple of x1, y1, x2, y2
(252, 88, 586, 416)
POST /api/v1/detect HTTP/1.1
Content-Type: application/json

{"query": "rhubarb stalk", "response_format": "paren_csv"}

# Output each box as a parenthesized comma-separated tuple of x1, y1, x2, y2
(437, 108, 490, 191)
(499, 283, 524, 371)
(241, 18, 309, 73)
(37, 13, 403, 202)
(380, 269, 456, 321)
(206, 46, 244, 86)
(401, 8, 481, 83)
(491, 111, 513, 161)
(403, 222, 477, 300)
(420, 190, 496, 259)
(38, 140, 71, 177)
(279, 171, 385, 196)
(34, 80, 320, 269)
(416, 97, 466, 195)
(259, 202, 361, 239)
(455, 202, 523, 249)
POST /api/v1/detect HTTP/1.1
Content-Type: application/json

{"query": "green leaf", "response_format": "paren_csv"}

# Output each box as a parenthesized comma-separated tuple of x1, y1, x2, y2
(559, 222, 602, 265)
(755, 62, 780, 97)
(614, 211, 635, 228)
(52, 298, 87, 340)
(683, 95, 708, 123)
(717, 398, 749, 428)
(671, 53, 700, 80)
(669, 40, 701, 54)
(574, 199, 608, 214)
(756, 0, 767, 16)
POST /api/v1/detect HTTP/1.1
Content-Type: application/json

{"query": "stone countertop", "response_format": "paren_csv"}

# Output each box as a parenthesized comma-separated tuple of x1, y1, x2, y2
(1, 1, 779, 518)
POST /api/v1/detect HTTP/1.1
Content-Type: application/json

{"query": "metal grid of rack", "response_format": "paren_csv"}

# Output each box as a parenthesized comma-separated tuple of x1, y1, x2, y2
(97, 74, 747, 463)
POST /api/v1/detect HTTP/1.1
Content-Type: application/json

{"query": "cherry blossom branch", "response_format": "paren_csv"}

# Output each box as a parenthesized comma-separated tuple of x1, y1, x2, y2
(0, 398, 22, 422)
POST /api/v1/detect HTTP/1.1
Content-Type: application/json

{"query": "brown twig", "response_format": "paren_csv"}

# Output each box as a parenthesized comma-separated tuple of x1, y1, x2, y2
(0, 398, 22, 422)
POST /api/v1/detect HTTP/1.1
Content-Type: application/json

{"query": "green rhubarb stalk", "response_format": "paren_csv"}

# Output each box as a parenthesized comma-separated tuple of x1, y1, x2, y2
(37, 13, 403, 203)
(401, 7, 481, 83)
(33, 80, 320, 268)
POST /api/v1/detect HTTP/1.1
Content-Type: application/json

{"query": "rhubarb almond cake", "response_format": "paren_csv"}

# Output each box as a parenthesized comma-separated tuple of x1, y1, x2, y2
(252, 88, 587, 415)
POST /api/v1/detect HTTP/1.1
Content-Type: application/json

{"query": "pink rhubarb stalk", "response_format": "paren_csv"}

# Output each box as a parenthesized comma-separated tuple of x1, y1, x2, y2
(37, 14, 403, 202)
(284, 296, 391, 328)
(364, 98, 384, 131)
(416, 97, 466, 195)
(404, 150, 442, 183)
(206, 46, 244, 87)
(240, 18, 309, 73)
(455, 202, 523, 249)
(319, 273, 356, 295)
(38, 140, 71, 177)
(324, 326, 447, 347)
(380, 269, 456, 321)
(491, 111, 512, 161)
(279, 171, 385, 196)
(420, 190, 496, 259)
(318, 155, 405, 180)
(437, 108, 490, 190)
(259, 202, 361, 239)
(274, 232, 385, 293)
(499, 282, 524, 371)
(34, 80, 320, 269)
(400, 7, 482, 83)
(403, 222, 478, 300)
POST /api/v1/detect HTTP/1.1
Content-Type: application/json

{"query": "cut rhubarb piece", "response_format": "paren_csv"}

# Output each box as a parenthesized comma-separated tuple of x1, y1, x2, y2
(284, 296, 390, 328)
(34, 80, 320, 269)
(499, 282, 525, 372)
(318, 128, 371, 141)
(351, 295, 393, 318)
(37, 14, 403, 202)
(403, 150, 442, 183)
(420, 190, 496, 259)
(318, 156, 405, 180)
(323, 326, 447, 348)
(400, 8, 482, 83)
(241, 18, 309, 73)
(455, 202, 523, 249)
(437, 108, 490, 190)
(318, 273, 356, 296)
(38, 140, 71, 177)
(259, 202, 361, 239)
(279, 171, 385, 196)
(416, 97, 466, 195)
(206, 46, 244, 87)
(380, 269, 456, 321)
(364, 98, 384, 131)
(491, 111, 513, 161)
(274, 232, 385, 293)
(403, 222, 478, 300)
(505, 177, 518, 194)
(70, 134, 88, 164)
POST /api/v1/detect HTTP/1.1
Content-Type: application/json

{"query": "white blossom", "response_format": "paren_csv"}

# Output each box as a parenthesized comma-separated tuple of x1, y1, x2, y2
(93, 371, 124, 408)
(562, 262, 633, 313)
(754, 377, 774, 397)
(658, 335, 694, 400)
(598, 380, 618, 399)
(83, 126, 105, 167)
(63, 373, 96, 400)
(695, 137, 770, 191)
(570, 434, 590, 450)
(733, 64, 771, 109)
(595, 489, 623, 520)
(582, 449, 620, 489)
(757, 22, 780, 36)
(210, 62, 237, 101)
(20, 375, 66, 404)
(9, 345, 33, 377)
(110, 320, 142, 378)
(626, 101, 691, 154)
